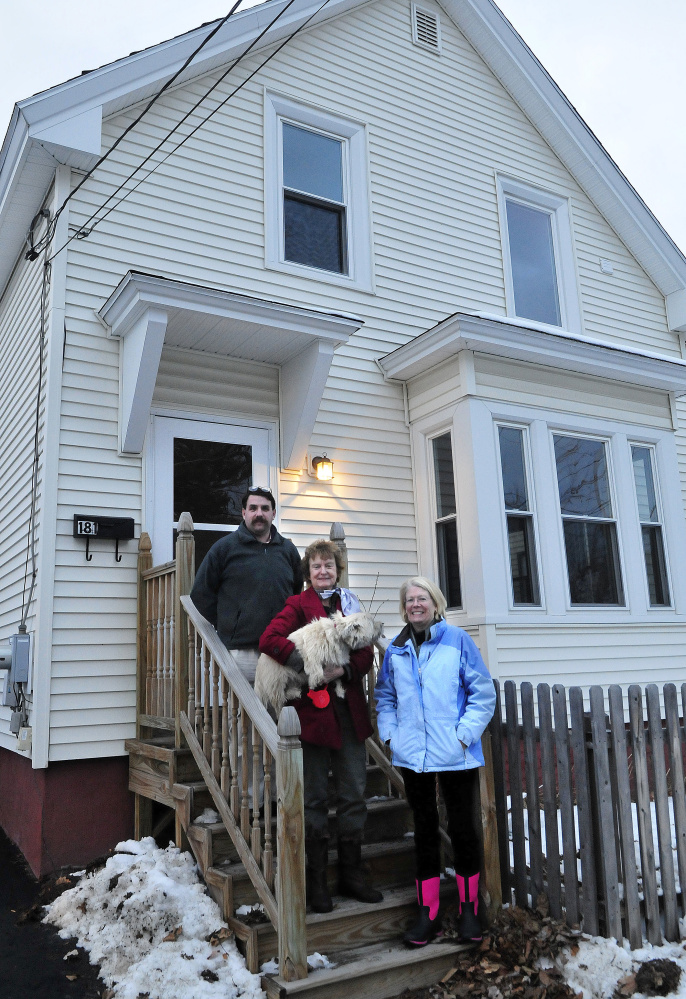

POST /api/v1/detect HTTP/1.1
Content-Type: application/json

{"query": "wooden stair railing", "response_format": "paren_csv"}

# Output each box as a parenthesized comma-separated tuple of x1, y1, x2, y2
(179, 593, 307, 982)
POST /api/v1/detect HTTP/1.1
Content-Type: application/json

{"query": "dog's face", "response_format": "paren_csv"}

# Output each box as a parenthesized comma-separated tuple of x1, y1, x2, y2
(335, 612, 384, 648)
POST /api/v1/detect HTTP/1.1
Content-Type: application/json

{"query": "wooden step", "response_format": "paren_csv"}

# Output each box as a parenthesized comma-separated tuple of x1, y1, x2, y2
(232, 879, 459, 973)
(185, 795, 413, 873)
(261, 936, 470, 999)
(127, 739, 202, 807)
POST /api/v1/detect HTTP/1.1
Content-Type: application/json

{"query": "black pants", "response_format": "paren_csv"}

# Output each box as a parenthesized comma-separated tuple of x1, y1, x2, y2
(400, 767, 481, 881)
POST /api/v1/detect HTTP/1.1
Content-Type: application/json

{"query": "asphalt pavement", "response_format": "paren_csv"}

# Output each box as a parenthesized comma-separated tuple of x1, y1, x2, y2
(0, 827, 104, 999)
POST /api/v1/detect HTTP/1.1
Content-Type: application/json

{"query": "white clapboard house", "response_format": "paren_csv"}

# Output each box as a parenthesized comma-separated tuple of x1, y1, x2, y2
(2, 0, 686, 878)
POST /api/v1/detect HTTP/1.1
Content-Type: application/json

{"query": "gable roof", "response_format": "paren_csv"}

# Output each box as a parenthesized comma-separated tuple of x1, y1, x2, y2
(2, 0, 686, 327)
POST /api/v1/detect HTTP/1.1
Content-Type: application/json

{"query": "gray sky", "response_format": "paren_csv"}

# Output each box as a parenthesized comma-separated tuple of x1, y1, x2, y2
(2, 0, 685, 253)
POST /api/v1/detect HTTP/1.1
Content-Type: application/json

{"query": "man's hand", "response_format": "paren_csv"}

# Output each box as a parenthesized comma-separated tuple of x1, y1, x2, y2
(322, 664, 345, 683)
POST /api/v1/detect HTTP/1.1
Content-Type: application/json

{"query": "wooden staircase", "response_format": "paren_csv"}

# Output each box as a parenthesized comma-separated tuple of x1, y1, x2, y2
(127, 734, 471, 998)
(129, 519, 492, 999)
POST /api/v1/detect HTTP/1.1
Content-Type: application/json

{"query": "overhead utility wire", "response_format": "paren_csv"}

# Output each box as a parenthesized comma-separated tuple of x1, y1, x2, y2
(30, 0, 244, 257)
(50, 0, 311, 261)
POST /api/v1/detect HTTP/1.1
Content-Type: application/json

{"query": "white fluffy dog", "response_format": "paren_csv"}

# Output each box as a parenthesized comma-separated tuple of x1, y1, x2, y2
(255, 611, 383, 715)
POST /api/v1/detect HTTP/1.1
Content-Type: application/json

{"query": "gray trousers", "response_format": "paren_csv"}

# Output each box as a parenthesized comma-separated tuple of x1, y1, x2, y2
(303, 696, 368, 839)
(228, 648, 268, 805)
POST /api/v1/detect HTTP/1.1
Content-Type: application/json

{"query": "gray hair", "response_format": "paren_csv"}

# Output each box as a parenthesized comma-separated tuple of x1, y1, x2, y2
(399, 576, 447, 623)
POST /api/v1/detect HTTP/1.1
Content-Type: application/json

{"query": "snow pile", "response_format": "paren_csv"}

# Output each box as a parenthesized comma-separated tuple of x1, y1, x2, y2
(44, 837, 264, 999)
(560, 937, 686, 999)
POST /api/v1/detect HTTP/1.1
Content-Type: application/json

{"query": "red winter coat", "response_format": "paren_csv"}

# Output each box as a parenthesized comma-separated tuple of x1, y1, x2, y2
(259, 586, 374, 749)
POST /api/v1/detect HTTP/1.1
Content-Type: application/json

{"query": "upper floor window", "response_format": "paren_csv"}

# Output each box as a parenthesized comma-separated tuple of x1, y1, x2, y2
(282, 123, 347, 274)
(553, 434, 624, 605)
(497, 176, 581, 332)
(497, 424, 540, 605)
(265, 92, 373, 291)
(631, 445, 670, 606)
(431, 432, 462, 608)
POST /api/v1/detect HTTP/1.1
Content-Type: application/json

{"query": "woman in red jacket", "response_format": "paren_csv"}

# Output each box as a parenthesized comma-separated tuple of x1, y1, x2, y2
(259, 538, 382, 913)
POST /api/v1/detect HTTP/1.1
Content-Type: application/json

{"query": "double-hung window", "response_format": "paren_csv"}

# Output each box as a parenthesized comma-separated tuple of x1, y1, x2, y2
(553, 434, 624, 605)
(631, 445, 670, 606)
(497, 176, 581, 332)
(282, 122, 347, 274)
(431, 432, 461, 608)
(265, 92, 373, 291)
(497, 425, 540, 605)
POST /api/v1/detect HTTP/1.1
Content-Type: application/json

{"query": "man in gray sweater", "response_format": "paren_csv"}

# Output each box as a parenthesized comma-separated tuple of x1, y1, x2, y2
(190, 487, 303, 684)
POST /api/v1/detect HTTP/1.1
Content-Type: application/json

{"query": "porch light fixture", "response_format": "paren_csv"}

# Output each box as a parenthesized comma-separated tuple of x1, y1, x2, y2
(312, 454, 334, 481)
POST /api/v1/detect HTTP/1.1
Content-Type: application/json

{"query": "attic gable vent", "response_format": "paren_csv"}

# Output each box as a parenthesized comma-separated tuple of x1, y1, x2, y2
(412, 4, 441, 53)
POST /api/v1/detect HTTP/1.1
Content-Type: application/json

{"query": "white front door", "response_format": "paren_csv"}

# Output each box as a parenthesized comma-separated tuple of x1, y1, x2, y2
(147, 415, 272, 565)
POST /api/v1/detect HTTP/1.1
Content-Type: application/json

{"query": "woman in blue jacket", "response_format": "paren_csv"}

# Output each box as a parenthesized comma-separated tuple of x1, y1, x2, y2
(375, 577, 496, 947)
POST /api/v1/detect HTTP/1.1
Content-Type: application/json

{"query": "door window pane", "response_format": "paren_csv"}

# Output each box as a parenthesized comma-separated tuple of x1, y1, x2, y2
(173, 439, 251, 525)
(554, 435, 612, 518)
(283, 123, 343, 202)
(506, 199, 561, 327)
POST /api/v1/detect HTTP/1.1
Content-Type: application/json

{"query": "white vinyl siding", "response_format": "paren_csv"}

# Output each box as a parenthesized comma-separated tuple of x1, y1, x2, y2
(29, 0, 683, 759)
(0, 241, 45, 749)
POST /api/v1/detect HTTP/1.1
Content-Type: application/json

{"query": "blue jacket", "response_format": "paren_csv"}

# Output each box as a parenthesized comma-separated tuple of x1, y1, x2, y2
(375, 619, 496, 773)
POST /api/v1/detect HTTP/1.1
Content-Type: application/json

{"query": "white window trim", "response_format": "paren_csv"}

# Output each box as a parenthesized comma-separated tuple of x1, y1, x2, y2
(144, 409, 278, 565)
(495, 421, 545, 611)
(627, 440, 674, 610)
(496, 174, 582, 335)
(264, 90, 374, 292)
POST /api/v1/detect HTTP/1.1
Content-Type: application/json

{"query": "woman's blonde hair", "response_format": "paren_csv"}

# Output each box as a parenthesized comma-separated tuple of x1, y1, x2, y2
(399, 576, 447, 623)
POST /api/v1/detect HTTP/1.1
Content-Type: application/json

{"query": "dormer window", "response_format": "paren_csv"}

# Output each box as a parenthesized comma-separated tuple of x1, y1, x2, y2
(265, 92, 373, 292)
(497, 175, 582, 332)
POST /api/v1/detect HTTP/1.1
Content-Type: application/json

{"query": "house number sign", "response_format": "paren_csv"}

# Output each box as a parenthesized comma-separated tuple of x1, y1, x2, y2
(72, 514, 135, 562)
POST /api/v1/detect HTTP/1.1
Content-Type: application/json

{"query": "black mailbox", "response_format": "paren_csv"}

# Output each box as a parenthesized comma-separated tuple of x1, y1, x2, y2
(73, 515, 135, 562)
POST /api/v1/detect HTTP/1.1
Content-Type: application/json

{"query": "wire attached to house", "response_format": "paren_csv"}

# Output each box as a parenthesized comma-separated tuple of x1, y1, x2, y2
(27, 0, 246, 260)
(20, 232, 51, 631)
(17, 0, 332, 634)
(47, 0, 326, 265)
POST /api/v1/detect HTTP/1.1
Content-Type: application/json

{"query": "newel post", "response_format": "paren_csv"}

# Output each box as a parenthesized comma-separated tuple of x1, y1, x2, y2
(329, 522, 348, 588)
(174, 512, 195, 749)
(276, 706, 307, 981)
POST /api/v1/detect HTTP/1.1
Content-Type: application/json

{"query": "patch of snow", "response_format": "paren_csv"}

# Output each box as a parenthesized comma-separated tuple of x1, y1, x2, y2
(235, 903, 266, 916)
(194, 808, 220, 826)
(308, 952, 337, 970)
(259, 953, 338, 976)
(72, 870, 87, 877)
(559, 935, 686, 999)
(63, 949, 79, 960)
(44, 837, 264, 999)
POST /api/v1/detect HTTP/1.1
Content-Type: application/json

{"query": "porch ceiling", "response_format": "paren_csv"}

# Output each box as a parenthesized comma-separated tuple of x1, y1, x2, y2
(98, 271, 363, 464)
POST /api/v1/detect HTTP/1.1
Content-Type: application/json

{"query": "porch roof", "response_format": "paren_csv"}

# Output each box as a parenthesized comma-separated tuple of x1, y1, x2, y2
(378, 312, 686, 397)
(98, 270, 363, 465)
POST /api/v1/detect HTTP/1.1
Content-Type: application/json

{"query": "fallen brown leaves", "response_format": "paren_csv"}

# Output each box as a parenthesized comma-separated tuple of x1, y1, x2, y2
(395, 904, 583, 999)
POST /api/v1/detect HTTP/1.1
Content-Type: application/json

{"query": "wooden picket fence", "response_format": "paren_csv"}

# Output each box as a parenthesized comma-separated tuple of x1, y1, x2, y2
(489, 679, 686, 947)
